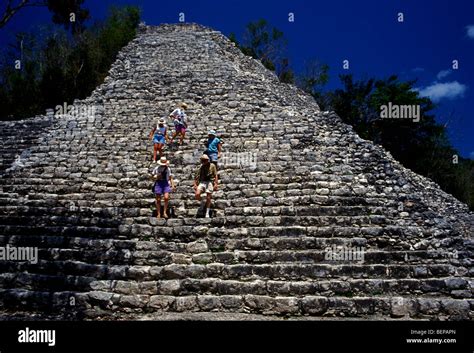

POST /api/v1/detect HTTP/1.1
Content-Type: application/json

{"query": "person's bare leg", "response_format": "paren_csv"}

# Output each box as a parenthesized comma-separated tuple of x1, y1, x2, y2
(179, 131, 186, 145)
(158, 144, 164, 157)
(156, 195, 162, 218)
(153, 144, 159, 162)
(205, 192, 212, 218)
(169, 131, 178, 144)
(163, 193, 170, 218)
(205, 193, 212, 209)
(195, 188, 202, 201)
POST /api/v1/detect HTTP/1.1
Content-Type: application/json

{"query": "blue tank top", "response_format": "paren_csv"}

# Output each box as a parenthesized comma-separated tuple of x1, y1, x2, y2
(155, 126, 166, 136)
(207, 137, 221, 153)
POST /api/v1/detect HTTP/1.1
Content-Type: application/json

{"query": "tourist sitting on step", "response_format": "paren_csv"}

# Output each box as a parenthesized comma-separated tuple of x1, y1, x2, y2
(193, 154, 218, 218)
(151, 156, 176, 219)
(168, 102, 188, 146)
(149, 118, 169, 162)
(204, 129, 222, 168)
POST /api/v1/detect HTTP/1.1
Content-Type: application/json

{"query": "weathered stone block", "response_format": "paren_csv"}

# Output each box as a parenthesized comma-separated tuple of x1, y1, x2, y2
(300, 296, 328, 315)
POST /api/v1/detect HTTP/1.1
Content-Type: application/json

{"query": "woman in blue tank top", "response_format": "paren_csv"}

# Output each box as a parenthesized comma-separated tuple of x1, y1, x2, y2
(149, 118, 168, 162)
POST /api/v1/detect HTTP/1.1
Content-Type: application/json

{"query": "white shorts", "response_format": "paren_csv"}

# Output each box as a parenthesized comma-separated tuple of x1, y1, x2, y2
(197, 182, 214, 194)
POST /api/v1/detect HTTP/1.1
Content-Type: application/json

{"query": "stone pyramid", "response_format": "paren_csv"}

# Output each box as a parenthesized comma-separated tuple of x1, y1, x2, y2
(0, 23, 472, 320)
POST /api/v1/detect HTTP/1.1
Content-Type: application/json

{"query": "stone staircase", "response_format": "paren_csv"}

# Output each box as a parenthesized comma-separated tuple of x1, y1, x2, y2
(0, 23, 472, 320)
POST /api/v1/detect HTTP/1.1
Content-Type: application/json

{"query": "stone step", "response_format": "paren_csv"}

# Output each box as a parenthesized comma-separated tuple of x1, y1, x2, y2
(0, 225, 120, 238)
(1, 204, 406, 223)
(0, 215, 121, 228)
(0, 220, 458, 247)
(136, 215, 393, 227)
(0, 273, 469, 299)
(1, 230, 467, 265)
(0, 231, 450, 252)
(0, 260, 458, 281)
(0, 213, 397, 230)
(0, 194, 405, 209)
(0, 289, 471, 320)
(4, 247, 468, 266)
(0, 273, 94, 292)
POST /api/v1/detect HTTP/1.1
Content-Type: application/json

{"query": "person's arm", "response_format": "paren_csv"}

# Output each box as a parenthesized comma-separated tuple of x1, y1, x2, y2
(193, 167, 200, 189)
(167, 167, 175, 190)
(149, 126, 156, 140)
(212, 164, 218, 191)
(151, 168, 157, 181)
(217, 141, 222, 159)
(164, 127, 169, 143)
(170, 108, 179, 118)
(169, 175, 176, 191)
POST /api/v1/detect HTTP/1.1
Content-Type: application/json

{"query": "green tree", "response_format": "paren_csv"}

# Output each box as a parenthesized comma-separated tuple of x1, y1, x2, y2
(0, 31, 44, 118)
(1, 0, 44, 29)
(46, 0, 90, 35)
(296, 59, 329, 108)
(230, 19, 295, 83)
(327, 74, 474, 209)
(0, 0, 89, 33)
(277, 58, 295, 84)
(0, 5, 140, 120)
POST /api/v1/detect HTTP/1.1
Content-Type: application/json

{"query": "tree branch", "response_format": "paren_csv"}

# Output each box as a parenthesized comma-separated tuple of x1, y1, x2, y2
(0, 0, 46, 29)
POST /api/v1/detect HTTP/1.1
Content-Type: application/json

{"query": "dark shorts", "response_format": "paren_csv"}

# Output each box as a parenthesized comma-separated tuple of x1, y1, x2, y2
(154, 182, 171, 195)
(175, 125, 186, 133)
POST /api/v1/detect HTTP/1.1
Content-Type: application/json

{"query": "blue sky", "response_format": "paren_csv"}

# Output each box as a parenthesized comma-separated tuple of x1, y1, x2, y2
(1, 0, 473, 158)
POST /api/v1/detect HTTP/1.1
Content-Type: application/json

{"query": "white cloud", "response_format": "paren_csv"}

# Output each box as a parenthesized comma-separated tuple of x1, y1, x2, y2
(436, 69, 452, 80)
(412, 67, 425, 73)
(416, 81, 468, 102)
(466, 25, 474, 39)
(470, 151, 474, 160)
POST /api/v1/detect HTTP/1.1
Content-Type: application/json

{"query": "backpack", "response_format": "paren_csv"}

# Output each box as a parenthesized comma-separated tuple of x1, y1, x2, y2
(155, 166, 168, 181)
(151, 167, 168, 192)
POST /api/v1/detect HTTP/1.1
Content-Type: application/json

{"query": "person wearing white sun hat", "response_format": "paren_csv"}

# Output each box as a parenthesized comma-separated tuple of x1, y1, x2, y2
(151, 156, 176, 219)
(149, 118, 169, 162)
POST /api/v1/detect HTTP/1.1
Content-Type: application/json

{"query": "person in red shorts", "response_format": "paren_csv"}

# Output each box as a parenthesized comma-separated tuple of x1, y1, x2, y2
(149, 118, 168, 162)
(168, 102, 188, 146)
